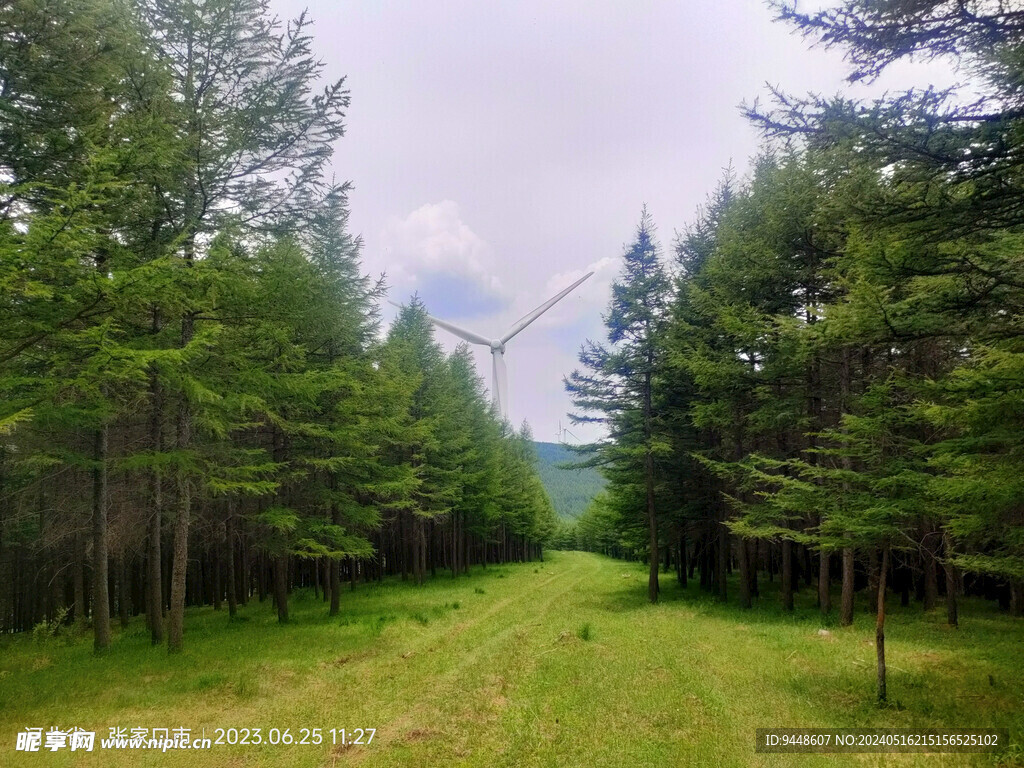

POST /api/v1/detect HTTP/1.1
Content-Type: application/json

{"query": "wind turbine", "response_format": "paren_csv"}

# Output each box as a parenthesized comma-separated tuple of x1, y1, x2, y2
(556, 420, 579, 444)
(392, 272, 593, 420)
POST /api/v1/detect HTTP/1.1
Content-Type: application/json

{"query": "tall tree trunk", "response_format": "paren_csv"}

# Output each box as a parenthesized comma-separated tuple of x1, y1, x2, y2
(169, 36, 200, 649)
(274, 556, 289, 623)
(647, 495, 655, 606)
(133, 558, 144, 618)
(699, 532, 711, 590)
(791, 546, 801, 592)
(838, 349, 855, 626)
(118, 555, 129, 629)
(737, 537, 751, 609)
(148, 492, 163, 642)
(168, 287, 194, 652)
(819, 550, 831, 615)
(329, 494, 342, 614)
(1009, 581, 1024, 617)
(257, 552, 266, 602)
(943, 532, 958, 628)
(644, 368, 658, 603)
(923, 540, 938, 611)
(840, 544, 855, 626)
(416, 519, 425, 586)
(240, 533, 250, 605)
(872, 548, 880, 618)
(162, 540, 171, 612)
(410, 515, 419, 584)
(73, 529, 86, 627)
(452, 516, 459, 577)
(212, 546, 221, 611)
(225, 512, 237, 618)
(92, 425, 111, 651)
(876, 546, 889, 703)
(420, 520, 427, 584)
(147, 316, 164, 644)
(781, 538, 793, 611)
(750, 541, 760, 597)
(717, 517, 728, 603)
(168, 400, 191, 652)
(401, 512, 409, 581)
(868, 548, 880, 615)
(678, 531, 687, 587)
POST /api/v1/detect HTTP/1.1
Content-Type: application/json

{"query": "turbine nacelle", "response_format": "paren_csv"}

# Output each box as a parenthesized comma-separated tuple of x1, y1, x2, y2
(390, 271, 594, 420)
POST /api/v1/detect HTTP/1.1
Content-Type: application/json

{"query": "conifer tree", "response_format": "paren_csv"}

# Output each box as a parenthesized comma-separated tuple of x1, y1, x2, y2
(662, 173, 735, 600)
(567, 209, 671, 602)
(129, 0, 350, 651)
(0, 0, 557, 642)
(0, 0, 165, 649)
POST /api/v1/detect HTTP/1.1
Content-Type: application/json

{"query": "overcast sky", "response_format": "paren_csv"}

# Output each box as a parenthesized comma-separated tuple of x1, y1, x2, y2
(270, 0, 961, 443)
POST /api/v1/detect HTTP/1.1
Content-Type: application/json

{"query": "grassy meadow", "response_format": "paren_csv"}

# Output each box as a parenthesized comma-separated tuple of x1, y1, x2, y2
(1, 550, 1022, 767)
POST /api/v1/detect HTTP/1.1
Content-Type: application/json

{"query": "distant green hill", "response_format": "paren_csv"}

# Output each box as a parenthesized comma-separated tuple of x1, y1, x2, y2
(532, 441, 605, 520)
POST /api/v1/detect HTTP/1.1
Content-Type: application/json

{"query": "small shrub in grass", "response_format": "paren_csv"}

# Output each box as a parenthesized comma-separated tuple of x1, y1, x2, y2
(368, 615, 396, 637)
(577, 622, 593, 641)
(234, 672, 259, 699)
(31, 606, 69, 642)
(411, 612, 430, 626)
(474, 587, 485, 594)
(451, 602, 461, 610)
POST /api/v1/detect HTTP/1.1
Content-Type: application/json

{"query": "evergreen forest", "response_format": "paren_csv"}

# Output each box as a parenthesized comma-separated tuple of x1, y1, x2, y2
(2, 1, 1023, 765)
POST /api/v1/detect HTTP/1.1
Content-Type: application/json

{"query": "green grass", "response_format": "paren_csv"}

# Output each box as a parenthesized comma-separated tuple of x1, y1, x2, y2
(1, 551, 1022, 766)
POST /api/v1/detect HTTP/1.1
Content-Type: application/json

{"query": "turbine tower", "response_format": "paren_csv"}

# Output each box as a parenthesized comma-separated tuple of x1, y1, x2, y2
(394, 272, 593, 420)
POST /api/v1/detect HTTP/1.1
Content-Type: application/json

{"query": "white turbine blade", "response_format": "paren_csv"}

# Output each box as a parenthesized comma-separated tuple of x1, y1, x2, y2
(492, 349, 509, 420)
(500, 271, 594, 344)
(387, 300, 491, 346)
(425, 314, 492, 346)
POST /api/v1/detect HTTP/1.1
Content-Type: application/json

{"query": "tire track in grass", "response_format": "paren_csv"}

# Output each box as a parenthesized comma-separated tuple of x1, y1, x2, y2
(327, 553, 600, 767)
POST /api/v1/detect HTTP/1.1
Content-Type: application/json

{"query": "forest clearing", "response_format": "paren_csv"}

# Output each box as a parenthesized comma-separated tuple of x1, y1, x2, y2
(2, 551, 1021, 767)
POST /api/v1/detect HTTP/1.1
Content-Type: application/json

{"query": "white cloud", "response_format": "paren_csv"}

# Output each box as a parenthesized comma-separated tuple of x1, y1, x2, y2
(380, 200, 508, 315)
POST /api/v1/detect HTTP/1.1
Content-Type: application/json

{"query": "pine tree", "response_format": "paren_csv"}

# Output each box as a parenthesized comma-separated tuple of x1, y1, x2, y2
(667, 155, 839, 608)
(660, 172, 735, 595)
(445, 346, 501, 573)
(128, 0, 350, 652)
(0, 0, 167, 649)
(567, 208, 671, 602)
